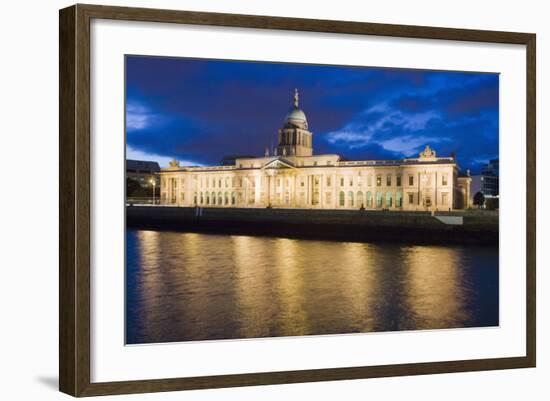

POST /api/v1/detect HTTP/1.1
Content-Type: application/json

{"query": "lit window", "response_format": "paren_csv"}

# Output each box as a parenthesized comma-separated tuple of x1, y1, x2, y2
(376, 176, 382, 186)
(339, 191, 345, 206)
(376, 192, 382, 208)
(396, 192, 403, 207)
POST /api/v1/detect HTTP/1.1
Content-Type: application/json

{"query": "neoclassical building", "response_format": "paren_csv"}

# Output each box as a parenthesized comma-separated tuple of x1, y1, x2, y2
(160, 89, 472, 211)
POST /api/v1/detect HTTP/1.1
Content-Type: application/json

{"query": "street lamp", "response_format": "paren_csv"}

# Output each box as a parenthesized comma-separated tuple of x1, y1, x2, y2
(150, 178, 156, 205)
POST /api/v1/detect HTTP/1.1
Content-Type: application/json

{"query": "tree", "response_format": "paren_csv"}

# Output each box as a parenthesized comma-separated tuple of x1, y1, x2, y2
(473, 191, 485, 208)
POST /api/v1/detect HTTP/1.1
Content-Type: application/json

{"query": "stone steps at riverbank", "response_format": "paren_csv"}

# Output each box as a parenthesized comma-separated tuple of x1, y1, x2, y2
(126, 206, 498, 245)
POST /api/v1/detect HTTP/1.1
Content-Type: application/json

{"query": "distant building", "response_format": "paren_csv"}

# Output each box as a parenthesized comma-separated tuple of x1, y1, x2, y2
(126, 159, 160, 187)
(470, 159, 499, 204)
(160, 89, 472, 211)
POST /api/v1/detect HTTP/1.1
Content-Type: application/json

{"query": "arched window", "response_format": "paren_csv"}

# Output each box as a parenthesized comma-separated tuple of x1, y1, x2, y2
(211, 191, 216, 205)
(386, 192, 393, 208)
(348, 191, 354, 207)
(396, 191, 403, 207)
(339, 191, 345, 207)
(206, 193, 210, 205)
(224, 192, 229, 205)
(200, 192, 204, 204)
(366, 191, 373, 208)
(357, 191, 364, 208)
(218, 192, 222, 206)
(231, 192, 236, 205)
(376, 192, 382, 208)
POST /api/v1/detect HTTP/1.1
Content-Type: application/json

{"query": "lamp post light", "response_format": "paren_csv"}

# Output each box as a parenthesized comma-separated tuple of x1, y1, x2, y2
(150, 178, 156, 205)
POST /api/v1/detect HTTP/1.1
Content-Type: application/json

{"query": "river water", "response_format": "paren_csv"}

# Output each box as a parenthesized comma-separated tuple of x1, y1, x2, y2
(126, 229, 498, 344)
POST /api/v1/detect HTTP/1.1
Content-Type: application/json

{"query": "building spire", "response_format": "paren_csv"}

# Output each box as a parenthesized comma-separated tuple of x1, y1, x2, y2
(293, 88, 299, 108)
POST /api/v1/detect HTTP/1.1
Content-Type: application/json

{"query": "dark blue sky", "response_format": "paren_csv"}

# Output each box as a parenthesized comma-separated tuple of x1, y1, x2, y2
(126, 55, 499, 173)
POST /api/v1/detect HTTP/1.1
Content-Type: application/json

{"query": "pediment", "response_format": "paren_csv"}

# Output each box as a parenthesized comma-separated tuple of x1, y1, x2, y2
(262, 158, 295, 170)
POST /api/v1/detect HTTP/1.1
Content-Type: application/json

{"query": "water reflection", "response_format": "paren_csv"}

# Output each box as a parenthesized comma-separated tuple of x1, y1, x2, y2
(126, 230, 498, 344)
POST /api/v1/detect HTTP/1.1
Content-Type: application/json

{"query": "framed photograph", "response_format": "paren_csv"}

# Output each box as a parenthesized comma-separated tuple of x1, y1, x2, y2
(59, 4, 536, 397)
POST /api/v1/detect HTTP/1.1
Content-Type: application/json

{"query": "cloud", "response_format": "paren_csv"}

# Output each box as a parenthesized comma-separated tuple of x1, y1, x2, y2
(377, 135, 449, 155)
(324, 103, 441, 153)
(126, 145, 202, 168)
(126, 103, 151, 131)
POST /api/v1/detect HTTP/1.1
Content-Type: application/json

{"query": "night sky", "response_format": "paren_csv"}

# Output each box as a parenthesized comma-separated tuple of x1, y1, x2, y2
(126, 55, 499, 173)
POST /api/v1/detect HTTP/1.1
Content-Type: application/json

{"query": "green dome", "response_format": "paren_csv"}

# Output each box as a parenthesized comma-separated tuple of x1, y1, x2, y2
(285, 107, 307, 123)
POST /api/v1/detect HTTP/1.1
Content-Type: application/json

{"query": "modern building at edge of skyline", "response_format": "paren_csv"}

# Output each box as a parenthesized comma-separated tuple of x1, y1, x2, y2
(470, 159, 499, 203)
(158, 89, 473, 211)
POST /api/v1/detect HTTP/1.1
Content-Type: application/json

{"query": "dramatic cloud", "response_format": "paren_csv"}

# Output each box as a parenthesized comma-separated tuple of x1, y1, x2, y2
(125, 56, 499, 173)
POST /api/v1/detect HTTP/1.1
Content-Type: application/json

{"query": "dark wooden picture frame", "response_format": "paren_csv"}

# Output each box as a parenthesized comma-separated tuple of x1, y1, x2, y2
(59, 3, 536, 397)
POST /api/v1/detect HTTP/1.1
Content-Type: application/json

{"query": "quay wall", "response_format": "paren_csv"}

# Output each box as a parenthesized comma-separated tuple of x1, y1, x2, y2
(126, 206, 498, 245)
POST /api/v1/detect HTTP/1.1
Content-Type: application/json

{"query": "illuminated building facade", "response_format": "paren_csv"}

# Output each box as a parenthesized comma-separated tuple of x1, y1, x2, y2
(160, 89, 471, 211)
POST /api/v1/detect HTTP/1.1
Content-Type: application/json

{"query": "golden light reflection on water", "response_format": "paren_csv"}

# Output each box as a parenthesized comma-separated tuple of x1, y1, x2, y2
(404, 246, 469, 329)
(274, 238, 308, 336)
(127, 230, 498, 344)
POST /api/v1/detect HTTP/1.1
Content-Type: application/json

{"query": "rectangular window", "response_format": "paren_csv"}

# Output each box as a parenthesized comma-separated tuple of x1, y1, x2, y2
(442, 174, 448, 186)
(376, 175, 382, 186)
(340, 177, 344, 187)
(325, 192, 332, 204)
(367, 175, 372, 186)
(301, 180, 305, 187)
(313, 161, 318, 166)
(349, 177, 353, 187)
(386, 175, 392, 186)
(408, 193, 414, 204)
(409, 175, 414, 186)
(357, 176, 362, 186)
(326, 177, 331, 186)
(396, 175, 402, 186)
(442, 193, 448, 205)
